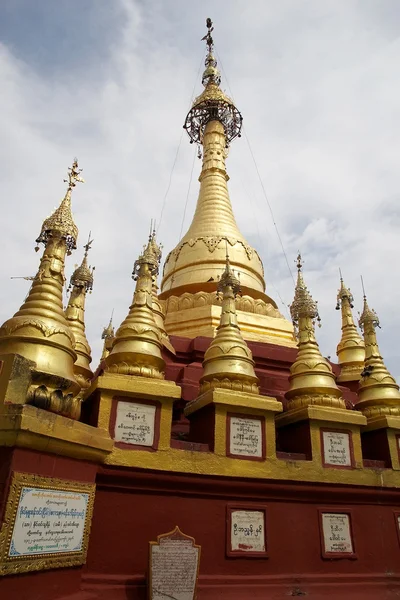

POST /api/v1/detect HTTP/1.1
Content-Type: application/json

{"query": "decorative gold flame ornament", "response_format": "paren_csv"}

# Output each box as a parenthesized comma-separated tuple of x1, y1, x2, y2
(65, 235, 95, 396)
(100, 313, 115, 361)
(285, 255, 345, 411)
(160, 19, 295, 346)
(357, 293, 400, 417)
(105, 232, 165, 379)
(200, 253, 259, 394)
(335, 273, 365, 382)
(0, 159, 84, 418)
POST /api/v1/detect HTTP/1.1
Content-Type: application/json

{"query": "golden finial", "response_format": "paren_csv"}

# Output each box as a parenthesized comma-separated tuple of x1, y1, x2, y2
(335, 270, 365, 382)
(290, 254, 321, 336)
(184, 18, 242, 147)
(200, 247, 259, 395)
(356, 282, 400, 417)
(68, 233, 95, 293)
(65, 236, 94, 395)
(105, 233, 165, 379)
(100, 310, 115, 361)
(36, 158, 83, 255)
(285, 254, 345, 411)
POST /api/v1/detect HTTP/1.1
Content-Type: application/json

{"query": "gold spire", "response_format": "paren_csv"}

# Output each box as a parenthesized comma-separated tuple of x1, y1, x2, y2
(161, 18, 271, 305)
(65, 235, 94, 395)
(199, 251, 259, 394)
(335, 272, 365, 382)
(101, 312, 115, 361)
(285, 255, 345, 411)
(0, 159, 84, 417)
(105, 233, 165, 379)
(356, 291, 400, 417)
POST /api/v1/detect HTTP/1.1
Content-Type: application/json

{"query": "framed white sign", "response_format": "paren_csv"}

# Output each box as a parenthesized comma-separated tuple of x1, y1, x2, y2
(114, 401, 157, 447)
(320, 512, 355, 558)
(228, 415, 264, 459)
(322, 430, 352, 467)
(227, 506, 267, 557)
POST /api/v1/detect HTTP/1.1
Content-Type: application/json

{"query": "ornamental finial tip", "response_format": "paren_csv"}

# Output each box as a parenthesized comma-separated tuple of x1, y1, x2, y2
(63, 158, 85, 191)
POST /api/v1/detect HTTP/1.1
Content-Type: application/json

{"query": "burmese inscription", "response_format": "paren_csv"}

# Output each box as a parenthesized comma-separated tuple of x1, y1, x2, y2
(150, 527, 200, 600)
(322, 431, 352, 467)
(229, 416, 263, 458)
(114, 401, 156, 446)
(322, 513, 353, 554)
(9, 487, 89, 557)
(230, 510, 265, 553)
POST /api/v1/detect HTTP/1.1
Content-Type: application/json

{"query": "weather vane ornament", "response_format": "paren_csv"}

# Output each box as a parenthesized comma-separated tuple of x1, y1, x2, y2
(183, 18, 243, 148)
(35, 158, 83, 255)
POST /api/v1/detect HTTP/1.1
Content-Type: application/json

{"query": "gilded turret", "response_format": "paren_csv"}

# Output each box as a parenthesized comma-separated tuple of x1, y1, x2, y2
(101, 313, 115, 361)
(161, 19, 265, 300)
(105, 234, 165, 379)
(0, 159, 84, 417)
(356, 293, 400, 417)
(200, 253, 259, 394)
(335, 273, 365, 382)
(65, 235, 94, 396)
(285, 255, 345, 411)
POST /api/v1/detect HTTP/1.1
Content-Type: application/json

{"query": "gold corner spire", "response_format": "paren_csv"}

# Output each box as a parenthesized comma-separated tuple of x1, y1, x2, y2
(335, 271, 365, 382)
(65, 234, 95, 395)
(285, 254, 345, 411)
(200, 250, 259, 394)
(105, 232, 165, 379)
(357, 289, 400, 417)
(101, 311, 115, 361)
(0, 159, 84, 418)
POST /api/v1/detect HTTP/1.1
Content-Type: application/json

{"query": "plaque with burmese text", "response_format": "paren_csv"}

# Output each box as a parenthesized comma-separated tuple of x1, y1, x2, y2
(321, 430, 353, 468)
(0, 472, 95, 576)
(114, 400, 157, 447)
(320, 511, 356, 558)
(227, 414, 265, 460)
(227, 505, 268, 557)
(149, 526, 200, 600)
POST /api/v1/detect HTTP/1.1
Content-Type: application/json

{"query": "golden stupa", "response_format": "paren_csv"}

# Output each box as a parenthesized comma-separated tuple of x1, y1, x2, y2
(160, 20, 295, 348)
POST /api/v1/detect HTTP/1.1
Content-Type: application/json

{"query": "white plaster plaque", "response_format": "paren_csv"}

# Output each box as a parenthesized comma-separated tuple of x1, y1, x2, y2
(114, 401, 156, 446)
(322, 513, 353, 554)
(230, 510, 265, 553)
(322, 431, 352, 467)
(150, 527, 200, 600)
(229, 416, 263, 458)
(9, 487, 89, 557)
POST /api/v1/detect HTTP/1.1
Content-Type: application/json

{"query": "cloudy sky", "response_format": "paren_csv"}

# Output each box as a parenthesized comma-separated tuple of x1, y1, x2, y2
(1, 0, 399, 378)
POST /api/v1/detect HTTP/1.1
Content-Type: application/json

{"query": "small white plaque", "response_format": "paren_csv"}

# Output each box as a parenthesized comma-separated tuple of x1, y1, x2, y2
(229, 417, 263, 458)
(150, 527, 200, 600)
(9, 487, 89, 557)
(322, 431, 352, 467)
(322, 513, 353, 554)
(230, 510, 265, 553)
(114, 401, 156, 446)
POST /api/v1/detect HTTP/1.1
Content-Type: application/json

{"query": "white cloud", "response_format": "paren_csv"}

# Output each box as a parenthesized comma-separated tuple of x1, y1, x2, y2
(0, 0, 399, 377)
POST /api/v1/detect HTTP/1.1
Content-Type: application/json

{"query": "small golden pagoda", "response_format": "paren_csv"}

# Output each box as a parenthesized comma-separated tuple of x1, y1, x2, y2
(160, 19, 295, 347)
(65, 235, 94, 396)
(104, 232, 165, 379)
(0, 159, 84, 418)
(285, 255, 345, 412)
(335, 273, 365, 383)
(199, 252, 259, 395)
(357, 294, 400, 418)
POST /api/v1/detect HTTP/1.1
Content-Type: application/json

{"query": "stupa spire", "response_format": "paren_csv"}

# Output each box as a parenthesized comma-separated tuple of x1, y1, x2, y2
(200, 249, 259, 394)
(335, 271, 365, 382)
(285, 255, 345, 411)
(105, 233, 165, 379)
(161, 18, 267, 303)
(356, 289, 400, 417)
(101, 311, 115, 361)
(0, 159, 84, 417)
(65, 234, 95, 396)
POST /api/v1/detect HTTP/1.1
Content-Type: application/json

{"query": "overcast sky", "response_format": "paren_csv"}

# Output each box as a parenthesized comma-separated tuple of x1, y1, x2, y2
(1, 0, 399, 379)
